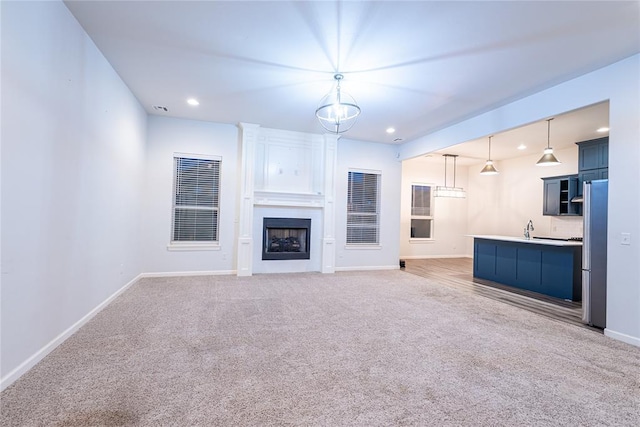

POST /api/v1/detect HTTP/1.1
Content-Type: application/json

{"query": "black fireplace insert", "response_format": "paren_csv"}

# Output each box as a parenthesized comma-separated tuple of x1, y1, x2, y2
(262, 218, 311, 260)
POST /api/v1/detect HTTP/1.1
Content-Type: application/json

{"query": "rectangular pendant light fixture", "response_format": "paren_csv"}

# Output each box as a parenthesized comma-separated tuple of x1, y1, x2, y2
(434, 154, 466, 198)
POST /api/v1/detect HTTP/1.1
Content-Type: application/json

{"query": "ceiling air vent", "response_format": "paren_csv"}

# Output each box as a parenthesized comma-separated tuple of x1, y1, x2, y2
(393, 138, 404, 142)
(153, 105, 168, 112)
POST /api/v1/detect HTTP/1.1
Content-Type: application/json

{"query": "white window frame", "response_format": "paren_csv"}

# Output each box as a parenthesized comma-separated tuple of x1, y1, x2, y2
(346, 169, 381, 247)
(410, 183, 434, 241)
(168, 153, 222, 251)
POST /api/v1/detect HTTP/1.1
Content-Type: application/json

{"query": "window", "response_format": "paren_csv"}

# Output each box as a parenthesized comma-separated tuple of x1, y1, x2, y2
(172, 155, 221, 243)
(347, 171, 380, 245)
(410, 184, 433, 239)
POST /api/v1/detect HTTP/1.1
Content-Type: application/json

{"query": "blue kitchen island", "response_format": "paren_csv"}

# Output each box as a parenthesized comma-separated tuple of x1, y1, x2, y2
(471, 235, 583, 301)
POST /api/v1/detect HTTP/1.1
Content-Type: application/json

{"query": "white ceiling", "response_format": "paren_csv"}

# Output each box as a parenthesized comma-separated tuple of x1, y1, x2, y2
(64, 1, 639, 145)
(425, 101, 610, 166)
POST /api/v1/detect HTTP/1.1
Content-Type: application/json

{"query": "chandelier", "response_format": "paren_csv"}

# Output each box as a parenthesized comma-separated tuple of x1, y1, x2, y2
(434, 154, 466, 198)
(315, 74, 361, 134)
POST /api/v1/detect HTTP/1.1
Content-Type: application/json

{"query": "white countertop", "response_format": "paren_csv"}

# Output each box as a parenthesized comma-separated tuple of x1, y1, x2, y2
(468, 235, 583, 247)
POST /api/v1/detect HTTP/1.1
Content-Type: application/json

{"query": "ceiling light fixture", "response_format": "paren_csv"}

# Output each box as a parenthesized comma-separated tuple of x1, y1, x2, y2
(536, 118, 561, 166)
(517, 143, 527, 150)
(315, 73, 361, 134)
(187, 98, 200, 106)
(434, 154, 466, 198)
(480, 136, 499, 175)
(386, 127, 396, 134)
(597, 127, 609, 133)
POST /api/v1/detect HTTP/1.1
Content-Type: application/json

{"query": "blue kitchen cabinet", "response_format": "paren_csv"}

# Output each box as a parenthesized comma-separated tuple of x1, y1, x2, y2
(578, 137, 608, 170)
(576, 137, 608, 197)
(473, 238, 582, 301)
(542, 175, 580, 216)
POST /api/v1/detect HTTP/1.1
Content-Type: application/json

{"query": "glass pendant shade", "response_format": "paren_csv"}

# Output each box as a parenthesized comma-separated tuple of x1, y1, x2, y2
(480, 136, 499, 175)
(315, 74, 361, 134)
(536, 118, 561, 166)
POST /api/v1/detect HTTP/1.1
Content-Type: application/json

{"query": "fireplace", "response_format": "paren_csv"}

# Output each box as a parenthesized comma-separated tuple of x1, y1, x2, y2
(262, 218, 311, 260)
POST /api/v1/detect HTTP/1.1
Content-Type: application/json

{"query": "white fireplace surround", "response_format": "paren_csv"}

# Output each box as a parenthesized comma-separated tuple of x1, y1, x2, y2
(237, 123, 339, 276)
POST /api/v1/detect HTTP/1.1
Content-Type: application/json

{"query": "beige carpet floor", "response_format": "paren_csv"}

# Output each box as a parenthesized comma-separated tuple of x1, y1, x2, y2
(1, 270, 639, 426)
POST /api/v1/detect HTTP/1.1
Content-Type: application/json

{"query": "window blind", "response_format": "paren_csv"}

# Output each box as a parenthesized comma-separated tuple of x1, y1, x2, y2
(410, 184, 433, 239)
(347, 171, 380, 244)
(172, 156, 220, 242)
(411, 185, 432, 216)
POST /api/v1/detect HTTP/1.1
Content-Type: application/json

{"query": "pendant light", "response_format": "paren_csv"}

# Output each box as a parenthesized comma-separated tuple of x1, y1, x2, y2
(536, 118, 561, 166)
(315, 73, 361, 134)
(434, 154, 466, 198)
(480, 135, 499, 175)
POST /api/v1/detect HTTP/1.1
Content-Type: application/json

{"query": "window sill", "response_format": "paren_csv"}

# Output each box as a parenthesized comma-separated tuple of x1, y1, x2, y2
(167, 243, 221, 251)
(409, 238, 435, 244)
(344, 245, 382, 250)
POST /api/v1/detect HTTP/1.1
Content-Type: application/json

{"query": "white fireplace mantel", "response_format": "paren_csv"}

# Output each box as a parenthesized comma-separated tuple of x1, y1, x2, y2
(253, 190, 325, 208)
(236, 123, 338, 276)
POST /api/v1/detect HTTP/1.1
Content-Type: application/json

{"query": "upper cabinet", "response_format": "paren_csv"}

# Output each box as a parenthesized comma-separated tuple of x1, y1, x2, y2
(578, 137, 609, 170)
(576, 137, 608, 196)
(542, 175, 580, 216)
(542, 137, 608, 216)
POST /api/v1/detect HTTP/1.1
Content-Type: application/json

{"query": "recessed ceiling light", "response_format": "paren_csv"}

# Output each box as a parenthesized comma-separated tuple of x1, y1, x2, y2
(517, 144, 527, 150)
(187, 98, 200, 106)
(597, 127, 609, 133)
(386, 127, 395, 134)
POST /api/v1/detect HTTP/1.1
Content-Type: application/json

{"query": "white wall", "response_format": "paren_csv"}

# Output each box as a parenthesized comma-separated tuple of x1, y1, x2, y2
(1, 0, 147, 385)
(466, 144, 582, 253)
(399, 55, 640, 347)
(400, 157, 470, 258)
(335, 139, 402, 270)
(142, 116, 239, 274)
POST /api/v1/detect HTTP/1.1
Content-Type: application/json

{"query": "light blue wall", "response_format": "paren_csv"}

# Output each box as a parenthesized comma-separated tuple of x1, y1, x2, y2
(142, 116, 239, 274)
(1, 0, 148, 384)
(335, 139, 402, 270)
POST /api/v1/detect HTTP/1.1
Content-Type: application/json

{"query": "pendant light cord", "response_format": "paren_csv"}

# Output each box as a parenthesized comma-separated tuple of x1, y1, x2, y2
(453, 156, 457, 188)
(488, 136, 493, 160)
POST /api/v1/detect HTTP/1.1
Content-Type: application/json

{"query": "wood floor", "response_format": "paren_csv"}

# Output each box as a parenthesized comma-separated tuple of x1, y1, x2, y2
(402, 258, 601, 332)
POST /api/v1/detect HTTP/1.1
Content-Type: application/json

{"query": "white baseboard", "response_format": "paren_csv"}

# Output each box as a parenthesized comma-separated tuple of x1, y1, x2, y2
(335, 265, 399, 272)
(604, 328, 640, 347)
(400, 255, 473, 259)
(0, 273, 143, 392)
(140, 270, 237, 278)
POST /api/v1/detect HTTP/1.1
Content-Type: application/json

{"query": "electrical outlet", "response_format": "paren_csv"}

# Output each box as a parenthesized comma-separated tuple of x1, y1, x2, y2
(621, 233, 631, 245)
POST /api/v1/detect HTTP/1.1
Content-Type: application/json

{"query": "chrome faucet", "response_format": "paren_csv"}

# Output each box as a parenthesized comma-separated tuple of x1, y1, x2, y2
(524, 220, 534, 239)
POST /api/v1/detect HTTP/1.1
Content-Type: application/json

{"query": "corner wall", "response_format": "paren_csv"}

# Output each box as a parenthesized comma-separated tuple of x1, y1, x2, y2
(1, 0, 148, 386)
(400, 157, 470, 258)
(335, 139, 402, 270)
(141, 116, 239, 275)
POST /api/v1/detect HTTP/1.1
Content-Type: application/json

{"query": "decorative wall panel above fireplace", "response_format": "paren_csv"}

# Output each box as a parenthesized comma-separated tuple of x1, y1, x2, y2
(237, 123, 338, 276)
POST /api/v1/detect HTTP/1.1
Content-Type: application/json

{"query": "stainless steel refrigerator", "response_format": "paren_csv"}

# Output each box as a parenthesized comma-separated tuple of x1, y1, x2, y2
(581, 179, 608, 328)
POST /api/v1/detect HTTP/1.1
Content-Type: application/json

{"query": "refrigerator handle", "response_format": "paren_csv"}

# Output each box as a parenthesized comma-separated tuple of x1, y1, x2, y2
(582, 182, 591, 270)
(581, 181, 591, 325)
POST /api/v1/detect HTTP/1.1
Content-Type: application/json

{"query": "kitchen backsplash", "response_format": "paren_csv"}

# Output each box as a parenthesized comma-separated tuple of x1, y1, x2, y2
(550, 216, 583, 238)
